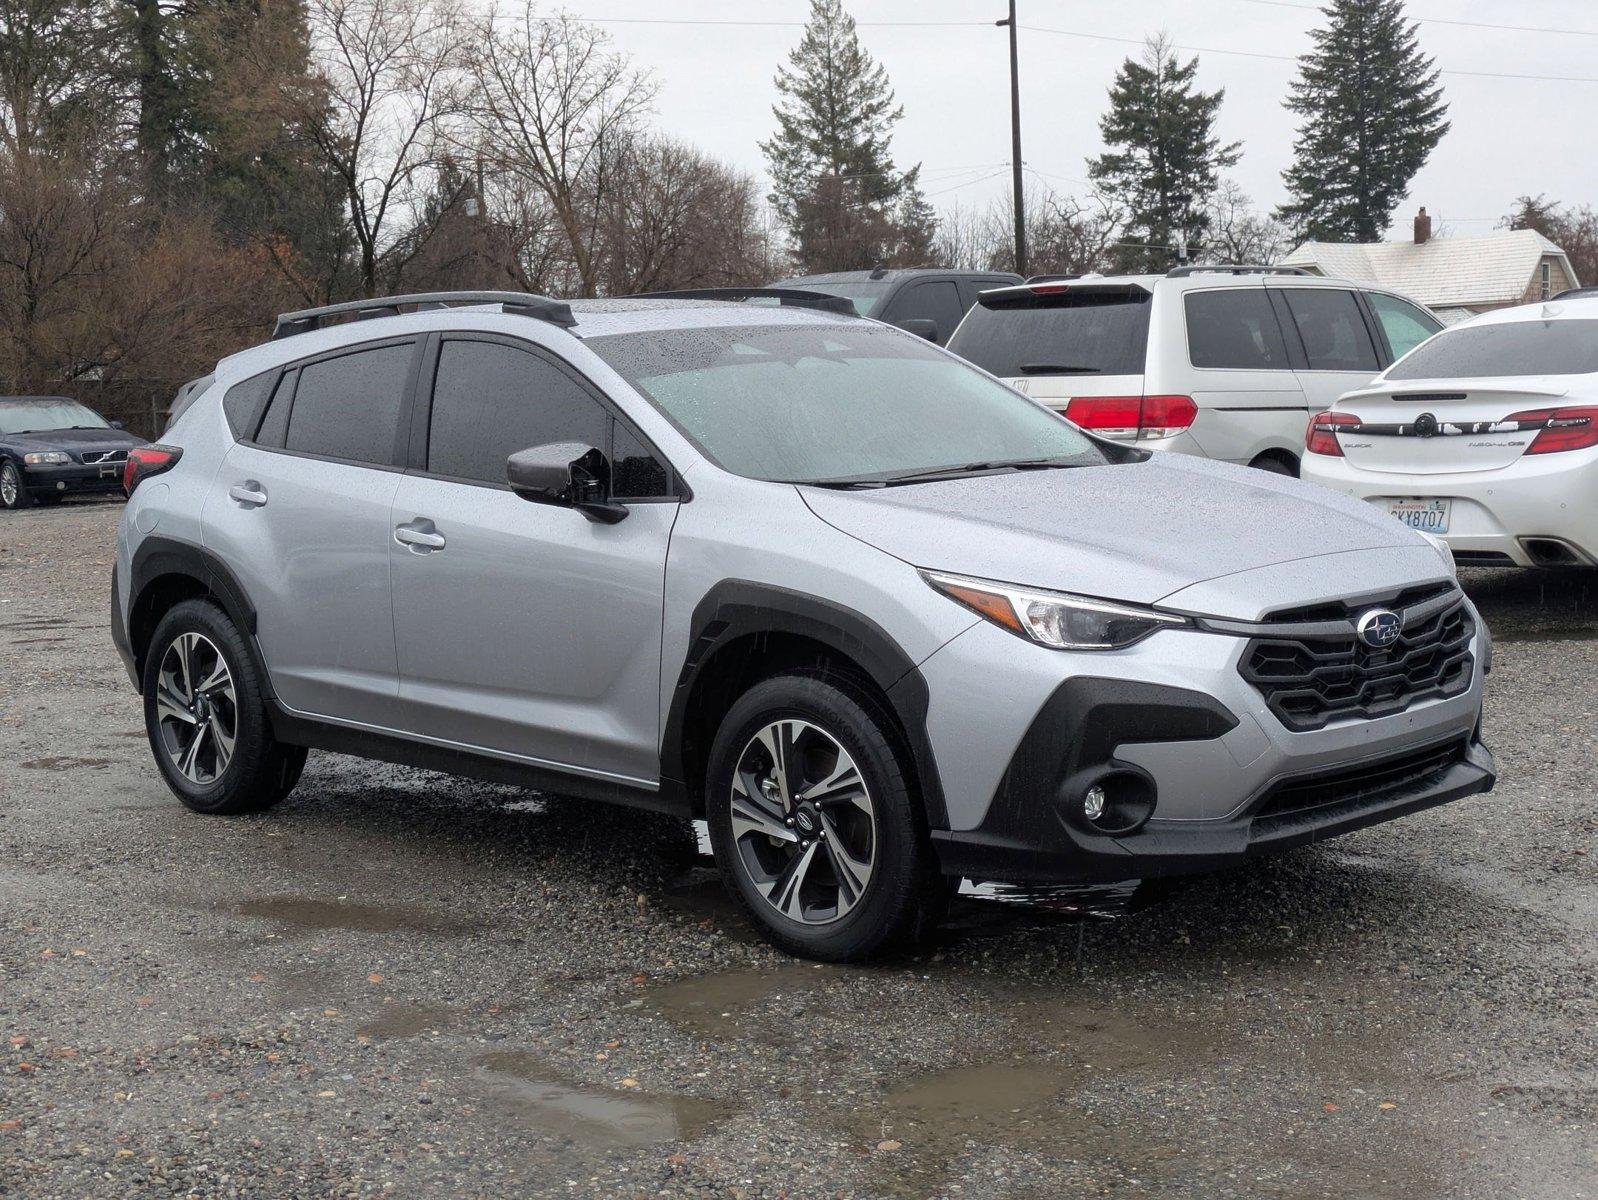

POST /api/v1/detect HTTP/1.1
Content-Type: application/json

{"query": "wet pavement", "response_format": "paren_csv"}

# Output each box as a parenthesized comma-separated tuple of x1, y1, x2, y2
(1, 500, 1594, 1198)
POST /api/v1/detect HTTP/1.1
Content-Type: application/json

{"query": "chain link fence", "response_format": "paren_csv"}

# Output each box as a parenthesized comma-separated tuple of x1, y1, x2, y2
(64, 381, 182, 442)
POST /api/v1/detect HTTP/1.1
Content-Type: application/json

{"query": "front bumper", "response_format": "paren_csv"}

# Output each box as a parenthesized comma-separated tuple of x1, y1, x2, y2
(1303, 449, 1598, 567)
(919, 608, 1493, 886)
(23, 461, 127, 497)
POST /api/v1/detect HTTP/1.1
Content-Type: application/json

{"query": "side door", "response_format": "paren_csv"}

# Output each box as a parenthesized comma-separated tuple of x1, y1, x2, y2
(881, 278, 966, 344)
(1272, 286, 1385, 415)
(1178, 286, 1306, 464)
(201, 338, 420, 727)
(388, 333, 680, 786)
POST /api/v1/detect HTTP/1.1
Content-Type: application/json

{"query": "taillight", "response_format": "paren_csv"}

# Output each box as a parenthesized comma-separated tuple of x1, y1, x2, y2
(1502, 406, 1598, 454)
(1306, 411, 1360, 456)
(123, 445, 182, 495)
(1063, 395, 1196, 441)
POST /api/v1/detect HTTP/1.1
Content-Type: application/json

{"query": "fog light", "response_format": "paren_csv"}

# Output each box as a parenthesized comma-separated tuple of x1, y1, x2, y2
(1082, 785, 1107, 822)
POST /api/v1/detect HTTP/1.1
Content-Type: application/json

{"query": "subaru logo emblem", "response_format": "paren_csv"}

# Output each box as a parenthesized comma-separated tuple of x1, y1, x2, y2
(1355, 609, 1402, 649)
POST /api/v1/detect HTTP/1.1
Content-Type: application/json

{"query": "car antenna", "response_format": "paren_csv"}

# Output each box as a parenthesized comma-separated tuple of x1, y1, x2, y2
(869, 264, 888, 280)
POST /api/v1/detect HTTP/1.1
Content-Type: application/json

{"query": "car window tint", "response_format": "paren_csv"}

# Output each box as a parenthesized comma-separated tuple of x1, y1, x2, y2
(1184, 289, 1291, 369)
(612, 421, 671, 498)
(284, 343, 412, 464)
(427, 340, 611, 485)
(1367, 292, 1442, 361)
(253, 370, 296, 448)
(221, 373, 272, 440)
(950, 290, 1152, 377)
(1281, 289, 1380, 372)
(892, 280, 964, 341)
(1385, 318, 1598, 379)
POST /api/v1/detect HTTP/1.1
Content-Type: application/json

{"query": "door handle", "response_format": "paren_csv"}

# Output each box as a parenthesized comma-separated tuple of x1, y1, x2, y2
(229, 481, 267, 507)
(394, 518, 446, 552)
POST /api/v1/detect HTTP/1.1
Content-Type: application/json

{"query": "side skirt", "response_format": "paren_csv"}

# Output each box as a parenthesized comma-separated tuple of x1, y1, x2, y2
(265, 702, 690, 819)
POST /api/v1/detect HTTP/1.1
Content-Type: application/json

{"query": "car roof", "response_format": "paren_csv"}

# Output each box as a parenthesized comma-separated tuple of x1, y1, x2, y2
(0, 395, 76, 404)
(776, 268, 1018, 285)
(1445, 294, 1598, 330)
(973, 270, 1424, 303)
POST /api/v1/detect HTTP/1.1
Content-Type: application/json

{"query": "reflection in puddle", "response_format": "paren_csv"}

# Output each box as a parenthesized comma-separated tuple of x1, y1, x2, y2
(234, 895, 478, 935)
(476, 1051, 729, 1149)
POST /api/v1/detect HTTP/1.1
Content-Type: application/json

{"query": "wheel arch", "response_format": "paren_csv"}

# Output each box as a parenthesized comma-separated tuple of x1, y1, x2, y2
(660, 581, 948, 828)
(128, 537, 268, 690)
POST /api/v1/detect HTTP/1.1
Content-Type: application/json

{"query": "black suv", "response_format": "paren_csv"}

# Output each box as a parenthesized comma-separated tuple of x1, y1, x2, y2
(771, 268, 1021, 344)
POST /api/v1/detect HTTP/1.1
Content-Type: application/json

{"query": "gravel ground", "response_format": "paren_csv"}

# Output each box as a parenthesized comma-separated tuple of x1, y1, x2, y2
(1, 499, 1593, 1199)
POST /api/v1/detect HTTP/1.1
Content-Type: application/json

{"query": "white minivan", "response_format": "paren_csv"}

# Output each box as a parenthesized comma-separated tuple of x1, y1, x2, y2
(946, 266, 1442, 476)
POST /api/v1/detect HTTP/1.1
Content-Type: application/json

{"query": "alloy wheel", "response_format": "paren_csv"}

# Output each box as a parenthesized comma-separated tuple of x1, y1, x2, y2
(0, 463, 18, 507)
(729, 719, 877, 925)
(154, 632, 238, 784)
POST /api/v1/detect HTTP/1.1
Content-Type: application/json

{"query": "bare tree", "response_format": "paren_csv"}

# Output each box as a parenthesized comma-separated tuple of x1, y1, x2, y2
(1203, 179, 1290, 265)
(935, 187, 1122, 276)
(303, 0, 468, 297)
(466, 8, 655, 296)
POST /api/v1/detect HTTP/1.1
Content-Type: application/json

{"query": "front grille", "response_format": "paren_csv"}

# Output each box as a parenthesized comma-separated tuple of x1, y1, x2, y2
(1240, 591, 1474, 731)
(1253, 737, 1468, 826)
(81, 449, 128, 465)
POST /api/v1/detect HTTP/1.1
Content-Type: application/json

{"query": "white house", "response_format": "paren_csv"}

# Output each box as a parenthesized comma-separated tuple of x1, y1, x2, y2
(1281, 208, 1579, 324)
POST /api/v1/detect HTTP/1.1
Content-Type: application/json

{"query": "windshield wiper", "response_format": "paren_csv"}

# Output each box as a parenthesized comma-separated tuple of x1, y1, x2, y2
(793, 458, 1082, 490)
(1018, 362, 1101, 375)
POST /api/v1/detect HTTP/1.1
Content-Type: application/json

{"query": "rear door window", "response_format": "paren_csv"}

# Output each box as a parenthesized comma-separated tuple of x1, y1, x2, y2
(889, 280, 965, 341)
(1184, 289, 1292, 369)
(948, 289, 1152, 378)
(283, 342, 415, 465)
(1367, 292, 1442, 361)
(1280, 288, 1380, 372)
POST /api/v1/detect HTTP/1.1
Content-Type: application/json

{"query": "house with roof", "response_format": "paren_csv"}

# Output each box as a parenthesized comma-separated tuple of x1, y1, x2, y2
(1280, 208, 1579, 324)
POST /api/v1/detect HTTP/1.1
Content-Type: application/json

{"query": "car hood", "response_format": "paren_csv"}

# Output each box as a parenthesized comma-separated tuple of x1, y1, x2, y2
(2, 427, 146, 456)
(800, 455, 1448, 620)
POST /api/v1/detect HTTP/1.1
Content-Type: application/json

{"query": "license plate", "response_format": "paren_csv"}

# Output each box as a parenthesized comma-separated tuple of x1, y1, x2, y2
(1386, 497, 1451, 534)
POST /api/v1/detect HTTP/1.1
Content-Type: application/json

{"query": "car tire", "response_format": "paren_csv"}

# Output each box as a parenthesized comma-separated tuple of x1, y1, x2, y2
(1250, 453, 1298, 477)
(142, 599, 307, 815)
(0, 461, 32, 510)
(705, 672, 944, 962)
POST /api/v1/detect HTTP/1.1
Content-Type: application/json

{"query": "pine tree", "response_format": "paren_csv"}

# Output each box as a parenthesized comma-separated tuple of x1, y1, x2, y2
(760, 0, 934, 271)
(1088, 35, 1241, 274)
(1278, 0, 1448, 242)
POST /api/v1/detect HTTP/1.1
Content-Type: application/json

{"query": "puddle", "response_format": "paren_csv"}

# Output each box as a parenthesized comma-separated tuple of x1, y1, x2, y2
(645, 962, 840, 1038)
(21, 756, 117, 770)
(233, 895, 479, 936)
(476, 1051, 729, 1148)
(356, 1002, 460, 1040)
(656, 866, 763, 945)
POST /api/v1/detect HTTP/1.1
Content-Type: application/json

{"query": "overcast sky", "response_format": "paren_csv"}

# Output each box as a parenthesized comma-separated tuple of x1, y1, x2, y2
(570, 0, 1598, 240)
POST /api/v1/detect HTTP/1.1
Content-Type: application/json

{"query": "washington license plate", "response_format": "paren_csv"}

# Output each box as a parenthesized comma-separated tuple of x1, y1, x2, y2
(1386, 497, 1451, 534)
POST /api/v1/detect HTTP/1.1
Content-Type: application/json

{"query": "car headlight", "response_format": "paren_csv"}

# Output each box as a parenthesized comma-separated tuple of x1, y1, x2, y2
(22, 451, 70, 465)
(922, 570, 1190, 650)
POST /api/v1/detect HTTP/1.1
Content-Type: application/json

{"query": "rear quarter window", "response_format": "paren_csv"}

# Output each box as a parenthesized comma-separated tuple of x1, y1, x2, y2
(1184, 289, 1292, 370)
(948, 290, 1151, 378)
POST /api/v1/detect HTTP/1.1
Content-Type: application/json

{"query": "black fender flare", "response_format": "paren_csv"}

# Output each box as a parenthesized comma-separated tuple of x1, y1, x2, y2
(659, 580, 949, 828)
(127, 535, 269, 690)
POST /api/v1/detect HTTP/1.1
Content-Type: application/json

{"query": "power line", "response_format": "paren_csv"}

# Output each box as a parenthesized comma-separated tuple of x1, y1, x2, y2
(1234, 0, 1598, 39)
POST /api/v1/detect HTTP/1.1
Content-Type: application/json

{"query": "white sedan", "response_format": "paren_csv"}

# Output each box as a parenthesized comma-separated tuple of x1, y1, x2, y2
(1302, 297, 1598, 568)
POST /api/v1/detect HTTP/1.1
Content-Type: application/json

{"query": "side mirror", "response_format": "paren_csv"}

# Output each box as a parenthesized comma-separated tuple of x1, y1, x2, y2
(108, 420, 124, 430)
(506, 442, 628, 524)
(898, 318, 939, 341)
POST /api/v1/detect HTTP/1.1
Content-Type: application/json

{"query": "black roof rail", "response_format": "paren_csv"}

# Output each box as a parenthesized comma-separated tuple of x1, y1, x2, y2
(1165, 264, 1311, 278)
(1550, 285, 1598, 300)
(271, 291, 576, 341)
(629, 287, 857, 316)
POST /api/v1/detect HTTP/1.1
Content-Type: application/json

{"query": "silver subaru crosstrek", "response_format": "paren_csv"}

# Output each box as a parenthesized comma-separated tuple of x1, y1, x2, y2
(111, 289, 1495, 961)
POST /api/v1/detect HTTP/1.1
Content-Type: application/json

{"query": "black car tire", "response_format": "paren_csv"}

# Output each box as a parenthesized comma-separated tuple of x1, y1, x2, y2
(143, 599, 307, 815)
(0, 461, 32, 510)
(706, 672, 944, 962)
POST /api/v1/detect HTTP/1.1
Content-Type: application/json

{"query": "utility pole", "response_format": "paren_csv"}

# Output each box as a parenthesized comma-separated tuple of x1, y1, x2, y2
(996, 1, 1027, 277)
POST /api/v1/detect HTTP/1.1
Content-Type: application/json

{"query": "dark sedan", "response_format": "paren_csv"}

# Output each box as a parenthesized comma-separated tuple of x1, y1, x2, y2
(0, 397, 147, 510)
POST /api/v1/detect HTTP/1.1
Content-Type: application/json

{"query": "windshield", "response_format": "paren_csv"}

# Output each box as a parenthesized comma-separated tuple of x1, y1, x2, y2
(948, 289, 1151, 377)
(588, 323, 1108, 484)
(1386, 318, 1598, 379)
(0, 400, 108, 435)
(778, 280, 891, 316)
